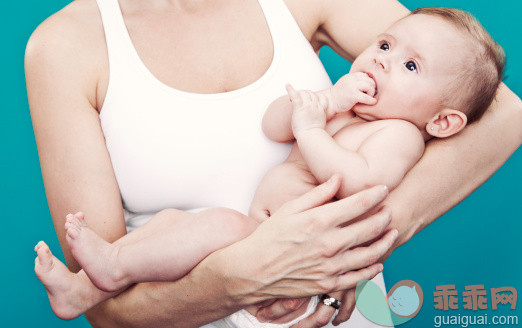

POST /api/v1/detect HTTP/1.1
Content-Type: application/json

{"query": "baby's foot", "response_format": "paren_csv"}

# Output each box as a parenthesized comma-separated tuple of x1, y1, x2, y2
(34, 241, 88, 320)
(65, 212, 126, 292)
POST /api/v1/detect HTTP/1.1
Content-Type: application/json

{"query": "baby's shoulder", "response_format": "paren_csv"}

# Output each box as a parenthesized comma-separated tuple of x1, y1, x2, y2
(374, 119, 424, 142)
(370, 119, 425, 155)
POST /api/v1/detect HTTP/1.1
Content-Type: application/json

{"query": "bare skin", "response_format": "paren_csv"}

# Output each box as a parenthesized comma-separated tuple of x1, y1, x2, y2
(33, 179, 397, 322)
(62, 209, 259, 293)
(26, 0, 522, 327)
(256, 14, 477, 217)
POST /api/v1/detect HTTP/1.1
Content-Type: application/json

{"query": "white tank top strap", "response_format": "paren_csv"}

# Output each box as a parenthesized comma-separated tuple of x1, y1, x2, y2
(259, 0, 313, 50)
(95, 0, 142, 81)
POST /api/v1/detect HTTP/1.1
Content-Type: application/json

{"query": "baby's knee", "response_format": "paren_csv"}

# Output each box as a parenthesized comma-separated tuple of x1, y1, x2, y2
(149, 208, 186, 228)
(201, 208, 258, 242)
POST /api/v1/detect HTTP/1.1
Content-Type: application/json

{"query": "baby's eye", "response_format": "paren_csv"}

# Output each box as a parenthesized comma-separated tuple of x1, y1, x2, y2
(405, 61, 417, 72)
(379, 42, 390, 51)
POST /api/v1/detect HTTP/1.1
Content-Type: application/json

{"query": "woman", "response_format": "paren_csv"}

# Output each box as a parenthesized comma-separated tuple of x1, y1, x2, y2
(25, 0, 522, 327)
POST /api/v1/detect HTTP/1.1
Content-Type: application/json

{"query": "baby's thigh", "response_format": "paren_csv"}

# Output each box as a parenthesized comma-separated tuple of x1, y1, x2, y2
(250, 162, 317, 220)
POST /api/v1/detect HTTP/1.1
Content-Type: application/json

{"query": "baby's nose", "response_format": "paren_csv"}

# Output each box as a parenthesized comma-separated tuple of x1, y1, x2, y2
(373, 57, 387, 71)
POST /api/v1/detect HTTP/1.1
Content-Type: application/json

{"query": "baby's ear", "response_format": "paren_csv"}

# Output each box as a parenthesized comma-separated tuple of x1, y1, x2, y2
(426, 109, 467, 138)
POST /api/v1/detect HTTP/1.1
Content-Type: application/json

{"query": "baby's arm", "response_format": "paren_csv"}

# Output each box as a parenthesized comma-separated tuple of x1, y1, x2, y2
(289, 87, 424, 199)
(262, 73, 376, 143)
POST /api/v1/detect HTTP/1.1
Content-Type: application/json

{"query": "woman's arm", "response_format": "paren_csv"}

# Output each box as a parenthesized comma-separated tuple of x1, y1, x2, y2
(383, 84, 522, 253)
(25, 8, 127, 274)
(24, 11, 235, 326)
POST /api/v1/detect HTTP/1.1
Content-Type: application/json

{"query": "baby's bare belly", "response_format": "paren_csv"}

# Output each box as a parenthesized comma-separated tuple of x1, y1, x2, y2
(249, 159, 318, 220)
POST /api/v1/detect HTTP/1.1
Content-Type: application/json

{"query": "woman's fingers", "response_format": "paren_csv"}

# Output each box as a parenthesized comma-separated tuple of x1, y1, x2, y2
(333, 263, 384, 292)
(278, 174, 342, 215)
(316, 229, 396, 293)
(257, 298, 308, 323)
(305, 185, 388, 227)
(332, 289, 356, 326)
(291, 291, 344, 328)
(339, 229, 398, 272)
(336, 206, 392, 251)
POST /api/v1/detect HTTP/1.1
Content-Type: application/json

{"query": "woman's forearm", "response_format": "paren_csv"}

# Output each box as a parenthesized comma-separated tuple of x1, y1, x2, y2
(86, 257, 241, 328)
(382, 84, 522, 253)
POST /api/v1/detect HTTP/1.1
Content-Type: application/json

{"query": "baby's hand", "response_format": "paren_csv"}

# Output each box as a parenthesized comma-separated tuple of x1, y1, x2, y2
(329, 72, 377, 114)
(287, 84, 329, 137)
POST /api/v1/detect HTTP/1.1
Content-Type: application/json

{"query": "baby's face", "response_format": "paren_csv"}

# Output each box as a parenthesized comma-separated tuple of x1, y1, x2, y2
(350, 14, 467, 128)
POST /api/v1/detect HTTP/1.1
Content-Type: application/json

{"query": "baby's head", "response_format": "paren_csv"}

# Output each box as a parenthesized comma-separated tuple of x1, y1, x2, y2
(350, 7, 505, 139)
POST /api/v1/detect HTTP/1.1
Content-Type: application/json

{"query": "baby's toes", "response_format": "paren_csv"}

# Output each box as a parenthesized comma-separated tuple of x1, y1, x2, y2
(35, 242, 54, 272)
(65, 222, 81, 240)
(34, 240, 46, 252)
(74, 212, 86, 226)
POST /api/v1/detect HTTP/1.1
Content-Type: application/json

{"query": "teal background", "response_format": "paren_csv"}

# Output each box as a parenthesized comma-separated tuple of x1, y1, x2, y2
(3, 0, 520, 326)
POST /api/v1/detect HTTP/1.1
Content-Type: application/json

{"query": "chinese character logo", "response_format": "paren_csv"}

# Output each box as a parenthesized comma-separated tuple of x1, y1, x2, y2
(355, 279, 424, 326)
(434, 284, 517, 311)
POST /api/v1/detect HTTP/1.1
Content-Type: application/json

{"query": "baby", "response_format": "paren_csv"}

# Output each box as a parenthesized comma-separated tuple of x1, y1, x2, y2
(34, 7, 504, 327)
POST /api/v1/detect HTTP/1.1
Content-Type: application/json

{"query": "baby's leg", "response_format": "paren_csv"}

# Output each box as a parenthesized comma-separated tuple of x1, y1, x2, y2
(36, 208, 257, 319)
(66, 207, 258, 292)
(34, 210, 189, 319)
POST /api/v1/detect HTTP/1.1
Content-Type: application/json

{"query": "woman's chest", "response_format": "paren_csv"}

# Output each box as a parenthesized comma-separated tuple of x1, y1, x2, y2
(120, 0, 274, 94)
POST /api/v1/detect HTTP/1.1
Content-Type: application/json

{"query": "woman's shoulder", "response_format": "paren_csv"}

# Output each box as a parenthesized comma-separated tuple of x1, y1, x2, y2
(25, 0, 108, 107)
(27, 0, 105, 55)
(284, 0, 324, 42)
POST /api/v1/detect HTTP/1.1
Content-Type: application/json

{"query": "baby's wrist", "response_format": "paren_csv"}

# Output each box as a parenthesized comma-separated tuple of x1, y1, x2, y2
(325, 88, 338, 119)
(294, 126, 325, 141)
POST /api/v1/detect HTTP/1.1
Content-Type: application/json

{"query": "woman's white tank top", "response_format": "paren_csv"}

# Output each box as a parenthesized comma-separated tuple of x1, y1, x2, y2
(96, 0, 332, 217)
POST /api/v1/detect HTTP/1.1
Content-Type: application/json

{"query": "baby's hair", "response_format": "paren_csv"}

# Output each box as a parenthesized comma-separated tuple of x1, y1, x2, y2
(410, 7, 506, 123)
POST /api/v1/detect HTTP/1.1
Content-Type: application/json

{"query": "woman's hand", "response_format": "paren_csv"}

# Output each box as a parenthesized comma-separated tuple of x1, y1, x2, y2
(206, 174, 398, 309)
(255, 289, 357, 327)
(288, 289, 357, 327)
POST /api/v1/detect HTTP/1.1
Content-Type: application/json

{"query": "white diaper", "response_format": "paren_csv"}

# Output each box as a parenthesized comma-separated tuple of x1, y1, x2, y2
(214, 296, 320, 328)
